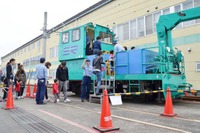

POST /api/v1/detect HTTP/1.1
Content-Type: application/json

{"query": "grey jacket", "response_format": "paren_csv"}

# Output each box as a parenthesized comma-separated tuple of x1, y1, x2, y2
(92, 56, 105, 71)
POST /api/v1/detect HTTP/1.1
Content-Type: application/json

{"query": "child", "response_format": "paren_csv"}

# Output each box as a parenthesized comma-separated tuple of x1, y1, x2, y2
(15, 80, 22, 99)
(52, 79, 59, 103)
(109, 50, 114, 67)
(109, 50, 114, 76)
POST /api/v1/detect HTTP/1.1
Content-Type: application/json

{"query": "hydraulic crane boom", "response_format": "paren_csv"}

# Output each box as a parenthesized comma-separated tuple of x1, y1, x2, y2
(156, 6, 200, 74)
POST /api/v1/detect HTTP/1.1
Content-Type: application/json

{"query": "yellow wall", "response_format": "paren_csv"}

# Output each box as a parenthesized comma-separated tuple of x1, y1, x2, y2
(1, 0, 200, 88)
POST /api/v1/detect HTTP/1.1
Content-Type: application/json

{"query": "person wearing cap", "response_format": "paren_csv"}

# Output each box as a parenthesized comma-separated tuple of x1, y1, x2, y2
(35, 57, 47, 105)
(81, 59, 93, 102)
(113, 41, 125, 53)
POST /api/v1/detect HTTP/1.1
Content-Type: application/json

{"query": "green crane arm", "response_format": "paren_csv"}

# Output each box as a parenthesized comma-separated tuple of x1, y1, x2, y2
(157, 6, 200, 50)
(156, 6, 200, 73)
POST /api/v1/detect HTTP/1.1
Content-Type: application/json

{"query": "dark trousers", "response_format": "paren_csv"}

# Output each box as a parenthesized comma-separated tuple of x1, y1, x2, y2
(3, 88, 9, 100)
(81, 76, 91, 100)
(36, 79, 46, 104)
(45, 87, 48, 99)
(20, 87, 25, 96)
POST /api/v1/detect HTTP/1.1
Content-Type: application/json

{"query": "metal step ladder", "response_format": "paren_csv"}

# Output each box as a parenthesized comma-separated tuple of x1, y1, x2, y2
(90, 62, 116, 103)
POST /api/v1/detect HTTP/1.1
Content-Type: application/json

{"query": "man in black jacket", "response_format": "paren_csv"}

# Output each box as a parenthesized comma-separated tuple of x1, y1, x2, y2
(56, 61, 71, 102)
(6, 58, 16, 89)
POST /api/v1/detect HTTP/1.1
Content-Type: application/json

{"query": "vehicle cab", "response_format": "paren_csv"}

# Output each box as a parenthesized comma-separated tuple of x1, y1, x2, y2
(59, 22, 114, 61)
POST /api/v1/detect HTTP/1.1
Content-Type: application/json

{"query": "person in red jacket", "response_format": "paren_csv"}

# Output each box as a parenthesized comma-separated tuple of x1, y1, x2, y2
(52, 79, 59, 103)
(15, 79, 22, 99)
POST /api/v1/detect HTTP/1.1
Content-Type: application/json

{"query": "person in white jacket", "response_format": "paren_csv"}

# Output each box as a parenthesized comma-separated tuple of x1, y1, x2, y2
(45, 62, 52, 101)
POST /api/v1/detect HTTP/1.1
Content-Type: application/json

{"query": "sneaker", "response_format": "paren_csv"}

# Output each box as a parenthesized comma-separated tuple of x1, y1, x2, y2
(15, 97, 20, 100)
(21, 96, 24, 99)
(57, 99, 60, 102)
(64, 99, 71, 102)
(81, 99, 84, 102)
(18, 96, 21, 99)
(46, 98, 50, 102)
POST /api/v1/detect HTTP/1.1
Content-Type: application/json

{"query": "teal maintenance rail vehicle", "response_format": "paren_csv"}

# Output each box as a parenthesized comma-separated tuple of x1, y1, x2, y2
(58, 6, 200, 101)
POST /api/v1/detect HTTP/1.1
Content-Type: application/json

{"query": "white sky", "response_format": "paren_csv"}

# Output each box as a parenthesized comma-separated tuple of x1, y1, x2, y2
(0, 0, 101, 64)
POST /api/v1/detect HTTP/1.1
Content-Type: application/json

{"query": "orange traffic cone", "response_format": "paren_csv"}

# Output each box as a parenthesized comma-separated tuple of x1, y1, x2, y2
(161, 88, 177, 117)
(31, 83, 37, 98)
(4, 86, 15, 110)
(93, 89, 120, 132)
(26, 83, 31, 98)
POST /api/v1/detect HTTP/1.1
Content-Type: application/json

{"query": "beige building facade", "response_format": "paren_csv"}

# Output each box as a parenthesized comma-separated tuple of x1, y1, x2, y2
(1, 0, 200, 88)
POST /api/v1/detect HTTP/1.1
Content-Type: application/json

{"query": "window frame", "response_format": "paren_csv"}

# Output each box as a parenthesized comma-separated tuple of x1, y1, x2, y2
(72, 28, 81, 42)
(99, 32, 113, 44)
(62, 32, 70, 44)
(196, 62, 200, 72)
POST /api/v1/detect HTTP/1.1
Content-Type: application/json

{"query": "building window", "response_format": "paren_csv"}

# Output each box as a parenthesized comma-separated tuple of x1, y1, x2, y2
(196, 62, 200, 71)
(28, 45, 30, 51)
(153, 11, 161, 33)
(37, 40, 40, 48)
(174, 5, 182, 28)
(117, 24, 123, 41)
(182, 0, 194, 27)
(137, 17, 145, 37)
(123, 22, 129, 40)
(163, 8, 170, 15)
(130, 20, 137, 39)
(112, 26, 117, 35)
(194, 0, 200, 23)
(99, 32, 112, 44)
(72, 29, 80, 42)
(62, 32, 69, 43)
(50, 46, 58, 58)
(145, 14, 153, 35)
(32, 43, 35, 49)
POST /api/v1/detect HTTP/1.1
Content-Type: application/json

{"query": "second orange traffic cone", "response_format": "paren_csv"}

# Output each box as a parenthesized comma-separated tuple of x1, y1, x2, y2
(161, 88, 177, 117)
(4, 86, 15, 110)
(31, 83, 37, 98)
(26, 83, 31, 98)
(93, 89, 120, 132)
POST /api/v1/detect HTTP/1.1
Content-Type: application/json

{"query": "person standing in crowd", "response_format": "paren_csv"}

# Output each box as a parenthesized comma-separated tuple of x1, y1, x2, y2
(15, 65, 26, 99)
(92, 36, 102, 54)
(6, 59, 16, 92)
(56, 61, 71, 102)
(35, 57, 47, 105)
(52, 79, 59, 103)
(93, 51, 107, 95)
(45, 62, 52, 101)
(123, 46, 128, 51)
(131, 46, 135, 50)
(81, 59, 93, 102)
(86, 30, 91, 55)
(1, 62, 10, 101)
(113, 41, 125, 53)
(1, 73, 8, 101)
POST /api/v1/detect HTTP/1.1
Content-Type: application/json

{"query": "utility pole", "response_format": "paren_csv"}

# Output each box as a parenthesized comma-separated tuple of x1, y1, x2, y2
(42, 12, 47, 58)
